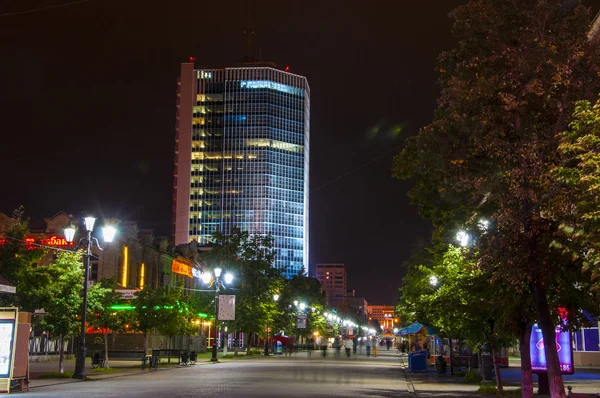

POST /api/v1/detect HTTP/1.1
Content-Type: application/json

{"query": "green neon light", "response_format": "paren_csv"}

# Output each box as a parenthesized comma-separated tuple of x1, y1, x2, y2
(198, 312, 208, 318)
(108, 305, 135, 311)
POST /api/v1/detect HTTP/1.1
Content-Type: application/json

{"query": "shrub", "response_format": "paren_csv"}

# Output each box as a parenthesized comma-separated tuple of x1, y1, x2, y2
(477, 385, 500, 395)
(464, 370, 483, 384)
(39, 371, 74, 379)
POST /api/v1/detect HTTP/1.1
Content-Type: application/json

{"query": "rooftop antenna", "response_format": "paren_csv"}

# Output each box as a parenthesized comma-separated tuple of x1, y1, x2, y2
(243, 1, 255, 60)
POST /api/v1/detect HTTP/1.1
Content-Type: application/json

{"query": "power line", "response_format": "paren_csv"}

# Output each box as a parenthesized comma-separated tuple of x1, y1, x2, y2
(312, 144, 404, 192)
(0, 0, 92, 17)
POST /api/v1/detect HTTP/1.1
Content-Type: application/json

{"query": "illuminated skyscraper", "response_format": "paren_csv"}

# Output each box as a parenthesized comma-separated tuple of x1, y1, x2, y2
(173, 60, 310, 278)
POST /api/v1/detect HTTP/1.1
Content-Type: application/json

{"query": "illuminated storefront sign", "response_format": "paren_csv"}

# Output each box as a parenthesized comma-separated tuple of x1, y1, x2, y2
(39, 236, 71, 247)
(171, 259, 203, 280)
(172, 259, 193, 278)
(530, 323, 574, 375)
(0, 235, 72, 249)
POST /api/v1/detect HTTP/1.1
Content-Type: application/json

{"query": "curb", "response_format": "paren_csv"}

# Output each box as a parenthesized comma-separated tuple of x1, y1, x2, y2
(399, 356, 418, 397)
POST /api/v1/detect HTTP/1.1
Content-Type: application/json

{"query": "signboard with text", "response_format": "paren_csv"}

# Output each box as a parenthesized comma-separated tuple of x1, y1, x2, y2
(0, 321, 14, 378)
(529, 323, 574, 375)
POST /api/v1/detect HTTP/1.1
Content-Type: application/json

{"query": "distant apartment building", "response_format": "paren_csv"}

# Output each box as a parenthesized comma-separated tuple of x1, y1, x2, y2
(315, 263, 347, 308)
(369, 305, 397, 335)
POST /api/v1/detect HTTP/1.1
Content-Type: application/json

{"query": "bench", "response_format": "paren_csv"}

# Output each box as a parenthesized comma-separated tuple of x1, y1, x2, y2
(151, 349, 182, 365)
(89, 350, 146, 369)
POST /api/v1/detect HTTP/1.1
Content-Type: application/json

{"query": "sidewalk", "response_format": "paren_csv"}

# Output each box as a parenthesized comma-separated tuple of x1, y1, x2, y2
(27, 352, 259, 389)
(399, 356, 600, 397)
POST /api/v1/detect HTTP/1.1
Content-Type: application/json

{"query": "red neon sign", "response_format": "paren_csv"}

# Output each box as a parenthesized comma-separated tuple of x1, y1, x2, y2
(39, 236, 71, 247)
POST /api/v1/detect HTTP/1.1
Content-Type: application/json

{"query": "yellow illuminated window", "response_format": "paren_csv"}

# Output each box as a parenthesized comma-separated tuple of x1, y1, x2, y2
(140, 263, 145, 289)
(122, 246, 129, 287)
(196, 94, 206, 102)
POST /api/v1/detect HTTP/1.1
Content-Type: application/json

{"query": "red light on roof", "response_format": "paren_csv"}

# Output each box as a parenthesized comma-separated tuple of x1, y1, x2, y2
(189, 56, 196, 62)
(285, 65, 290, 72)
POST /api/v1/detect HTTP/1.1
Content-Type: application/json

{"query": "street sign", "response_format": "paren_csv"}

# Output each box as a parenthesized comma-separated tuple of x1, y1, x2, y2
(296, 314, 307, 329)
(218, 295, 236, 320)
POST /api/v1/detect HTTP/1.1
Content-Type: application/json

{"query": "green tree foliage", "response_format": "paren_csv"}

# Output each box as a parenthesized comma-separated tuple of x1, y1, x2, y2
(276, 275, 328, 339)
(87, 278, 124, 368)
(202, 229, 281, 354)
(132, 286, 167, 352)
(18, 251, 101, 374)
(554, 99, 600, 287)
(0, 207, 44, 306)
(393, 1, 600, 396)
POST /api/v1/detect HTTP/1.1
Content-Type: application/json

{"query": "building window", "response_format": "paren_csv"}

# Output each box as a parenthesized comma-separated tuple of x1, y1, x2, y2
(574, 326, 599, 352)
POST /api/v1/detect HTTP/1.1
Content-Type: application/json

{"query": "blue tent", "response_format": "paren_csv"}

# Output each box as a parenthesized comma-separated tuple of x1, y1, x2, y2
(396, 322, 436, 336)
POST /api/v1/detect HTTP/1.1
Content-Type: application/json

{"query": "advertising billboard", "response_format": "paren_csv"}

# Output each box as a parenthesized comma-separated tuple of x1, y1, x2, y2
(529, 323, 574, 375)
(0, 320, 15, 378)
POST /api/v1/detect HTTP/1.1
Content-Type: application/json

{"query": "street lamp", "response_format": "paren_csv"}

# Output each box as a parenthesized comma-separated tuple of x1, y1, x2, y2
(64, 216, 116, 380)
(429, 275, 438, 287)
(456, 231, 470, 247)
(202, 268, 233, 362)
(264, 294, 279, 356)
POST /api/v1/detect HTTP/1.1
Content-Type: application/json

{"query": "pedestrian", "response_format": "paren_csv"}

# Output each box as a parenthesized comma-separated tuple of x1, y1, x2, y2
(386, 339, 391, 351)
(366, 339, 371, 357)
(334, 337, 341, 359)
(344, 338, 352, 358)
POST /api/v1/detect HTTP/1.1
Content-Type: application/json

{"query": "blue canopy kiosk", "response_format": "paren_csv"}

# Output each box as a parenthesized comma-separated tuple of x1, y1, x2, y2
(396, 322, 436, 372)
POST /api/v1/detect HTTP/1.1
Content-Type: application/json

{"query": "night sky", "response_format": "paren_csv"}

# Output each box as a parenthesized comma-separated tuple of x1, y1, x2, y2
(2, 0, 600, 305)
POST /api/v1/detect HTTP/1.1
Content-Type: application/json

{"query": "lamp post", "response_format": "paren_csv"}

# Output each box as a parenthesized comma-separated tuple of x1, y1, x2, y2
(64, 216, 116, 380)
(202, 267, 233, 362)
(264, 294, 279, 356)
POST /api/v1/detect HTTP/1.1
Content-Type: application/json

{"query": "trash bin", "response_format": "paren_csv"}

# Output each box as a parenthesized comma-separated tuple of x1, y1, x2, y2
(408, 350, 427, 372)
(435, 356, 447, 374)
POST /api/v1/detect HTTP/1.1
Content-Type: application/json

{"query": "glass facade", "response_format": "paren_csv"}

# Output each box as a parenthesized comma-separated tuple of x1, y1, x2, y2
(183, 66, 309, 278)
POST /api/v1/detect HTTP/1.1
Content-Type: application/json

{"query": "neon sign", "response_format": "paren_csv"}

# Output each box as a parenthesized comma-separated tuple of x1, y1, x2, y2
(171, 259, 204, 280)
(39, 236, 71, 247)
(172, 259, 193, 278)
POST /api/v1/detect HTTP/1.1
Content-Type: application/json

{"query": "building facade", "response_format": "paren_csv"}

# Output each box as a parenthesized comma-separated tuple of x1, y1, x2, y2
(369, 305, 397, 336)
(315, 263, 347, 308)
(172, 61, 310, 279)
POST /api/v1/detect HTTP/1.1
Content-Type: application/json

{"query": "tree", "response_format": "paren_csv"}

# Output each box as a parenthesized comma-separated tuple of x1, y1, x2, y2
(132, 286, 166, 352)
(202, 229, 281, 355)
(0, 207, 44, 306)
(554, 98, 600, 287)
(87, 278, 124, 368)
(393, 1, 600, 396)
(19, 251, 89, 374)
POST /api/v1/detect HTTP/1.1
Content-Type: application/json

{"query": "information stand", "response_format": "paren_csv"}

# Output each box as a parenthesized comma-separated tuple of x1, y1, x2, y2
(0, 308, 30, 393)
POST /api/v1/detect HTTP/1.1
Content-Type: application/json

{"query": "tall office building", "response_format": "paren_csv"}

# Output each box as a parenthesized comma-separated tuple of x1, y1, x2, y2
(315, 263, 347, 308)
(173, 60, 310, 278)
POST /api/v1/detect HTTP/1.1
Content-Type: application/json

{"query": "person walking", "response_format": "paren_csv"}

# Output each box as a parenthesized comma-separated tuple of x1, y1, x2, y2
(344, 338, 352, 358)
(366, 338, 371, 357)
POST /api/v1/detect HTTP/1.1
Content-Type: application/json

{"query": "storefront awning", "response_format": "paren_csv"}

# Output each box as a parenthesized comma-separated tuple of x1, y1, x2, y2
(396, 322, 435, 336)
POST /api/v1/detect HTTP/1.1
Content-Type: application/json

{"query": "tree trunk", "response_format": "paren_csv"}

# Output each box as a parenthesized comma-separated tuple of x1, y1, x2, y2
(234, 331, 239, 356)
(103, 332, 109, 369)
(143, 332, 148, 353)
(246, 332, 252, 355)
(491, 346, 503, 392)
(58, 334, 65, 374)
(519, 326, 534, 398)
(533, 282, 565, 398)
